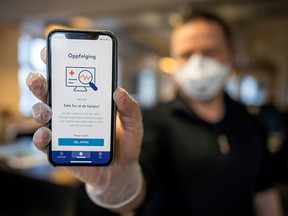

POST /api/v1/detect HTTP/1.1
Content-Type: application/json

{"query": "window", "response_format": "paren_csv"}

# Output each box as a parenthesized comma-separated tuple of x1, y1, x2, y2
(134, 68, 157, 107)
(239, 75, 267, 106)
(18, 34, 46, 116)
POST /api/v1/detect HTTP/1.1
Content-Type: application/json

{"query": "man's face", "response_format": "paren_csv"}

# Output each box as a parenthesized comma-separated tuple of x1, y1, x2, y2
(171, 19, 232, 68)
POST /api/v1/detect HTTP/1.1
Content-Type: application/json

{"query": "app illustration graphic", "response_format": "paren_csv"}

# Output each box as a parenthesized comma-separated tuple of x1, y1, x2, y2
(66, 67, 98, 92)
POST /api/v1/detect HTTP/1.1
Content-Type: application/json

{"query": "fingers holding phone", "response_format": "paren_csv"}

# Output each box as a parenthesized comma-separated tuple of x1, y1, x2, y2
(33, 126, 51, 154)
(26, 72, 51, 153)
(26, 72, 48, 103)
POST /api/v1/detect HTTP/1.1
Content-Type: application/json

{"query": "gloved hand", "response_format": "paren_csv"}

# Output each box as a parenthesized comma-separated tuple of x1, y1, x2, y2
(26, 48, 145, 212)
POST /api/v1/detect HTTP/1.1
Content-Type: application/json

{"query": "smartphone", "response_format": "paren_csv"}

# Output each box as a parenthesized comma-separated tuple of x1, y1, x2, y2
(47, 29, 117, 166)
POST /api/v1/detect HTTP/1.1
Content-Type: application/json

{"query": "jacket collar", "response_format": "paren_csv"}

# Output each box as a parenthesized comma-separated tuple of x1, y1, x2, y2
(169, 92, 246, 125)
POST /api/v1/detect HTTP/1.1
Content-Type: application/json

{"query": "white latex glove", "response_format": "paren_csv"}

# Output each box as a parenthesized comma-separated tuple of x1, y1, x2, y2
(26, 47, 145, 212)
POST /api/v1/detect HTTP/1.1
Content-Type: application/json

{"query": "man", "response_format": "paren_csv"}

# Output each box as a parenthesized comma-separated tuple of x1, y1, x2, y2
(27, 12, 282, 215)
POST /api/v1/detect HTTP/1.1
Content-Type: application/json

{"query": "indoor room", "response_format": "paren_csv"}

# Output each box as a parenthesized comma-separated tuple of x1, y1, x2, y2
(0, 0, 288, 215)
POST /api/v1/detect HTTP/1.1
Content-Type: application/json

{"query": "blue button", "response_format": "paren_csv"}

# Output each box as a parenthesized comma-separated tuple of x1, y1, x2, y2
(58, 138, 104, 146)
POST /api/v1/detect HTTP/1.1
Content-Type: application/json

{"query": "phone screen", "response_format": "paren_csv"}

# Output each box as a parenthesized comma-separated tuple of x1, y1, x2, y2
(48, 30, 117, 166)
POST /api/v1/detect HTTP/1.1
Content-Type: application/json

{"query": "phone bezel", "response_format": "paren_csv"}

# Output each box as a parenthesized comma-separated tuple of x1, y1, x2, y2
(47, 29, 117, 166)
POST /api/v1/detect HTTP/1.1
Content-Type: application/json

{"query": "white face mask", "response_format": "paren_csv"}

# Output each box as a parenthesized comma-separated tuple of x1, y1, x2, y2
(174, 55, 230, 101)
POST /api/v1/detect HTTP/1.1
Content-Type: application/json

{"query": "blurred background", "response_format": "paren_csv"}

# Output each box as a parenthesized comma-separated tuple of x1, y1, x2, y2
(0, 0, 288, 215)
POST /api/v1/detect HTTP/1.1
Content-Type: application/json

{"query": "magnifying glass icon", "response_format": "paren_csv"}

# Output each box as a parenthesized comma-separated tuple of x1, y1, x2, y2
(79, 70, 98, 91)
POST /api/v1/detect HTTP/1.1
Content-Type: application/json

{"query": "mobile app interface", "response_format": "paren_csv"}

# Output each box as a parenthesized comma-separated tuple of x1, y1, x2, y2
(50, 32, 114, 164)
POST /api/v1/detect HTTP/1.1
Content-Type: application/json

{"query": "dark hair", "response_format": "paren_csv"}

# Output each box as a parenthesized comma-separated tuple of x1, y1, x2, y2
(180, 11, 233, 49)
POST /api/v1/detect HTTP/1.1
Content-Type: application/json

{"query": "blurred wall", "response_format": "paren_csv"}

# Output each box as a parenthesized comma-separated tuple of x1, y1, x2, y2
(233, 16, 288, 109)
(0, 24, 20, 117)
